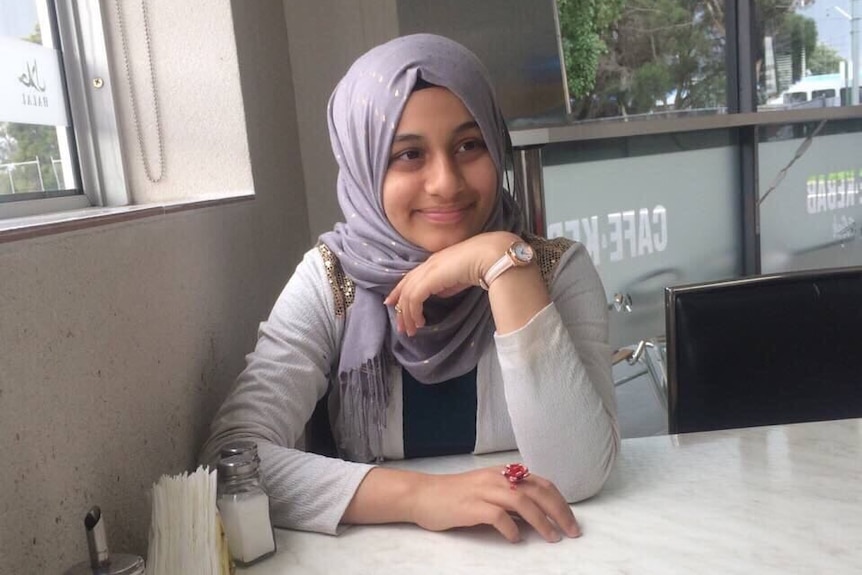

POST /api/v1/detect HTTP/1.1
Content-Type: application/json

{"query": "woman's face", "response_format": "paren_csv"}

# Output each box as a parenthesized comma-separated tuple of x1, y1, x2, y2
(381, 87, 498, 253)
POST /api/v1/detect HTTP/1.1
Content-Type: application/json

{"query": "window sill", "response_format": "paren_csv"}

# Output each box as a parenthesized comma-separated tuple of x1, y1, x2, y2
(0, 191, 255, 244)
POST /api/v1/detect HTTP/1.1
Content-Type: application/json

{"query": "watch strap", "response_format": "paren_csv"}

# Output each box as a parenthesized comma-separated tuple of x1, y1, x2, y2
(479, 251, 515, 290)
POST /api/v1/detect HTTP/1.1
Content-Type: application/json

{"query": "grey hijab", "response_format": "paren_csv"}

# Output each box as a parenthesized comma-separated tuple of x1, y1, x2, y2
(319, 34, 521, 462)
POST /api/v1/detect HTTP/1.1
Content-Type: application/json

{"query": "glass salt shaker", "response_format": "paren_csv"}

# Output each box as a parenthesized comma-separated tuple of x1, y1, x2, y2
(217, 453, 277, 566)
(220, 440, 260, 462)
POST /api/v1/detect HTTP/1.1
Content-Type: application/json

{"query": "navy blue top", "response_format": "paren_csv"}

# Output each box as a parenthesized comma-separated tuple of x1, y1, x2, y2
(402, 366, 478, 459)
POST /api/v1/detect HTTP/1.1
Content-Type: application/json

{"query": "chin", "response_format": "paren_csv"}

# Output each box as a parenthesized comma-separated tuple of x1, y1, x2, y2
(417, 230, 473, 253)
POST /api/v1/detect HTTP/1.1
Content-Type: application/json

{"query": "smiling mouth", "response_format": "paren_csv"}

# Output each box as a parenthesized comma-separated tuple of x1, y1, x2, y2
(416, 204, 474, 224)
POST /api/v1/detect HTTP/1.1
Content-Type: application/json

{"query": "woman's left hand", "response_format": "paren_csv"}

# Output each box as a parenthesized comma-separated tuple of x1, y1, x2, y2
(384, 231, 518, 336)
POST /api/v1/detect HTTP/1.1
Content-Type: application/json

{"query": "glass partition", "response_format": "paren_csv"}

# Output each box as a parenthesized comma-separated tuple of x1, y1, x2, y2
(758, 119, 862, 272)
(542, 130, 743, 350)
(756, 0, 861, 110)
(397, 0, 569, 127)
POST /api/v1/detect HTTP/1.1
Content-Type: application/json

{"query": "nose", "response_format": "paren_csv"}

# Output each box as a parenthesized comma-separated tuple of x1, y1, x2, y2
(426, 153, 463, 199)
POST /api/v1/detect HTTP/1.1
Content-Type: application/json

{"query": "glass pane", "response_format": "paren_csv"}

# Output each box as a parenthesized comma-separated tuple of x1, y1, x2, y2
(0, 0, 79, 200)
(756, 0, 861, 110)
(396, 0, 569, 128)
(758, 119, 862, 271)
(557, 0, 727, 121)
(542, 130, 742, 438)
(542, 130, 743, 350)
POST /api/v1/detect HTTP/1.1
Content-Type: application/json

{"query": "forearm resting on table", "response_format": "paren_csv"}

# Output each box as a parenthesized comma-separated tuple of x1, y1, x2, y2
(341, 467, 425, 525)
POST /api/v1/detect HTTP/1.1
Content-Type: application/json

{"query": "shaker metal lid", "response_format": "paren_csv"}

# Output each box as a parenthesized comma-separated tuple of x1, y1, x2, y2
(219, 440, 260, 461)
(217, 453, 259, 479)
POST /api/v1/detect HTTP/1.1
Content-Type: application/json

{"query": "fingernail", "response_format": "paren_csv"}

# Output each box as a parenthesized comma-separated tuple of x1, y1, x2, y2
(568, 524, 582, 538)
(550, 532, 562, 543)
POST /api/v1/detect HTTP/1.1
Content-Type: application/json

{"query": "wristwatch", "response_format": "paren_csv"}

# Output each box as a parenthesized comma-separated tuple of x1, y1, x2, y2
(479, 240, 535, 290)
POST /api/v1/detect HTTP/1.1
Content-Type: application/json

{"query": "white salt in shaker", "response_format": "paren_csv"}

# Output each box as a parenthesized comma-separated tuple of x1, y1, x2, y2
(217, 452, 277, 566)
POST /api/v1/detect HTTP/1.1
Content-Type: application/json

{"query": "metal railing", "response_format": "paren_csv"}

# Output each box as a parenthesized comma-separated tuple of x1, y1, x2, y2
(0, 157, 64, 194)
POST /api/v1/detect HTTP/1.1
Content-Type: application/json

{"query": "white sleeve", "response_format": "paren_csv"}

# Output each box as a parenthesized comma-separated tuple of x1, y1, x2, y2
(493, 242, 619, 502)
(199, 248, 374, 534)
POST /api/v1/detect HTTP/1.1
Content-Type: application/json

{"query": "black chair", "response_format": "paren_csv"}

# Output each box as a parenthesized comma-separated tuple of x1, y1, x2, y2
(665, 266, 862, 434)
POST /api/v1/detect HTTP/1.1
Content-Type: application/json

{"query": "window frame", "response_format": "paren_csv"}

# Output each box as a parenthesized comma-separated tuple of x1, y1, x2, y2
(0, 0, 128, 221)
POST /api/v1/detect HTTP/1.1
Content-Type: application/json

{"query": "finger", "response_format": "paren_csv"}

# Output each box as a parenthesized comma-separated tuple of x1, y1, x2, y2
(480, 505, 521, 543)
(399, 287, 427, 338)
(395, 308, 405, 333)
(407, 293, 426, 333)
(386, 292, 405, 333)
(398, 295, 416, 336)
(384, 280, 405, 307)
(502, 490, 562, 543)
(519, 477, 581, 538)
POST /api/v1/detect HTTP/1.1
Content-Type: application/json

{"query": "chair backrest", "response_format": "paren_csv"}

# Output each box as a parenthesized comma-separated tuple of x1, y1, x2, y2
(665, 266, 862, 434)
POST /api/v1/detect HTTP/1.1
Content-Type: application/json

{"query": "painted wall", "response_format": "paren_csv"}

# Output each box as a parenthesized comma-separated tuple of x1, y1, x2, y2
(282, 0, 398, 241)
(0, 1, 308, 572)
(104, 0, 253, 203)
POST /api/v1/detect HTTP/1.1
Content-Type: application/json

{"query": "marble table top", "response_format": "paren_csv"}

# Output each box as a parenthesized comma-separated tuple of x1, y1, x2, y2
(240, 418, 862, 574)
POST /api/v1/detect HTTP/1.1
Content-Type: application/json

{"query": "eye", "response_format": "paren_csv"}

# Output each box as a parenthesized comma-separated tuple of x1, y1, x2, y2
(456, 138, 486, 154)
(390, 148, 423, 164)
(400, 149, 422, 160)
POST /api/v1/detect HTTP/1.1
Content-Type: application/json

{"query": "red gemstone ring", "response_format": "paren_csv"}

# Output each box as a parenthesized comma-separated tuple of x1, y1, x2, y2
(502, 463, 530, 489)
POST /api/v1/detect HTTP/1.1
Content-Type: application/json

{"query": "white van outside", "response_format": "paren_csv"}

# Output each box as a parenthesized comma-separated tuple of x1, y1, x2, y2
(767, 73, 861, 108)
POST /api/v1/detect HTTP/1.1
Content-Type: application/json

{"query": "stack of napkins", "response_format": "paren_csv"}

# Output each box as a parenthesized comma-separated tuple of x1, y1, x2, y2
(146, 466, 231, 574)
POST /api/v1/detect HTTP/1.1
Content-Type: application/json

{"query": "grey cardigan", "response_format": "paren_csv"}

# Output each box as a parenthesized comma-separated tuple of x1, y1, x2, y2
(201, 241, 619, 534)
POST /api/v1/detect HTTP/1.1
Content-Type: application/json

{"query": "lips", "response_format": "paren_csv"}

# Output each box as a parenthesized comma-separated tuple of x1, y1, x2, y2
(416, 204, 473, 224)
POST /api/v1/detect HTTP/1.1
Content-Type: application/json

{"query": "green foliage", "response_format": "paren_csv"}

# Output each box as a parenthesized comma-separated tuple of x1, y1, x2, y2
(632, 62, 673, 110)
(807, 44, 843, 75)
(557, 0, 623, 98)
(555, 0, 832, 119)
(0, 122, 62, 194)
(580, 0, 727, 117)
(784, 14, 818, 81)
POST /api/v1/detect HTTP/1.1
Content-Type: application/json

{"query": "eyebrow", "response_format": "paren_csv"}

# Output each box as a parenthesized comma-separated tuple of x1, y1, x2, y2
(392, 120, 480, 143)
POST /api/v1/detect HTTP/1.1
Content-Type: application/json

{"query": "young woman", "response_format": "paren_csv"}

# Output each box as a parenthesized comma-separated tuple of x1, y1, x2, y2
(202, 33, 619, 544)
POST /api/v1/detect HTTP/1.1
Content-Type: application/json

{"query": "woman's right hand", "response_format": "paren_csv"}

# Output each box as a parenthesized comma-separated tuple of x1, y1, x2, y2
(342, 465, 581, 543)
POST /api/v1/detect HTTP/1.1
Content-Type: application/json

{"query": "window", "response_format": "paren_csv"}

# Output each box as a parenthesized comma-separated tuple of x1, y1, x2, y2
(556, 0, 727, 121)
(759, 119, 862, 273)
(0, 0, 126, 220)
(757, 0, 861, 111)
(0, 1, 78, 198)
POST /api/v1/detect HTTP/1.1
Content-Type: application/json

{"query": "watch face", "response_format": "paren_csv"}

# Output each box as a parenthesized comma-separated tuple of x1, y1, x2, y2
(511, 241, 534, 264)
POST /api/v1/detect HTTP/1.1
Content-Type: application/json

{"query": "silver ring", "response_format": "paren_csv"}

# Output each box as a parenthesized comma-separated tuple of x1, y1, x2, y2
(394, 304, 403, 314)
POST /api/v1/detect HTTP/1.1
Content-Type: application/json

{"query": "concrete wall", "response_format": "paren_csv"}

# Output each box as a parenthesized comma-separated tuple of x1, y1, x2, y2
(0, 1, 308, 572)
